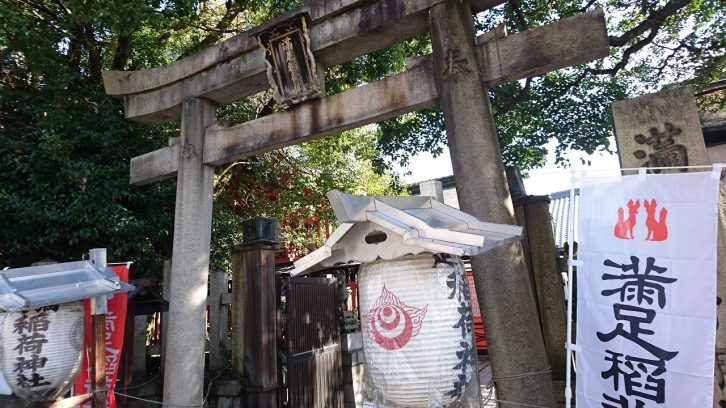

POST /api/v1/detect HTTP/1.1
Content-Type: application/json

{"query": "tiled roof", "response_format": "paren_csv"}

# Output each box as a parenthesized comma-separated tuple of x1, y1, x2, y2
(548, 188, 580, 248)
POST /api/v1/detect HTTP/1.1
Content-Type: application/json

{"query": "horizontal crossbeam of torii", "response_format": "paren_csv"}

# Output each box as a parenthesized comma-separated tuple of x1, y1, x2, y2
(128, 9, 608, 185)
(103, 1, 609, 406)
(104, 0, 505, 124)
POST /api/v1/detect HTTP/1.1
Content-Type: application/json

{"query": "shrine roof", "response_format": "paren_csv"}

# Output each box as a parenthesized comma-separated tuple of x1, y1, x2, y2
(0, 261, 134, 312)
(291, 190, 522, 276)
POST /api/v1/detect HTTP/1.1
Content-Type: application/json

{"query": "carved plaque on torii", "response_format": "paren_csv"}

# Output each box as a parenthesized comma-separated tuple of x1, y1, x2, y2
(256, 14, 322, 107)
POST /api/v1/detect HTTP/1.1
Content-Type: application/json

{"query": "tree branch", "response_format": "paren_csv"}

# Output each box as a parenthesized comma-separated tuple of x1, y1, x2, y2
(578, 0, 598, 14)
(507, 0, 528, 31)
(590, 25, 660, 76)
(111, 34, 133, 70)
(14, 0, 61, 21)
(195, 1, 250, 50)
(608, 0, 690, 47)
(83, 24, 103, 80)
(494, 77, 532, 115)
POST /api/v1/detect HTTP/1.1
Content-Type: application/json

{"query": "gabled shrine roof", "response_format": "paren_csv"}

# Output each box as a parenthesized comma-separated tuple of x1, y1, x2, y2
(291, 190, 523, 276)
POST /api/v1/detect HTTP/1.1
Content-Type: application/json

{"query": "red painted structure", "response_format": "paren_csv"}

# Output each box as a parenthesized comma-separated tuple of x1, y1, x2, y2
(466, 270, 487, 353)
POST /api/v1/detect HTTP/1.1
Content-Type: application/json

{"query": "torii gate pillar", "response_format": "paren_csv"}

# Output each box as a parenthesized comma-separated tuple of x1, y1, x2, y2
(163, 98, 217, 407)
(430, 2, 556, 406)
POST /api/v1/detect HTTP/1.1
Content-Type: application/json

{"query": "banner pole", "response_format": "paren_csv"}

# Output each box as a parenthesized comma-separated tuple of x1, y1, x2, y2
(565, 170, 577, 408)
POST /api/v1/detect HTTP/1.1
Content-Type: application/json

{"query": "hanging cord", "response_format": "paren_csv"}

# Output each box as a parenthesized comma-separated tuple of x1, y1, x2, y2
(491, 366, 552, 382)
(481, 377, 555, 408)
(113, 373, 220, 407)
(480, 363, 553, 408)
(115, 373, 161, 391)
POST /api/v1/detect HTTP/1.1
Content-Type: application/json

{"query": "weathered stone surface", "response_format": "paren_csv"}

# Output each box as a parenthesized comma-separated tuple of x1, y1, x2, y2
(210, 379, 243, 396)
(108, 0, 505, 123)
(204, 58, 438, 166)
(208, 270, 228, 375)
(429, 1, 555, 406)
(129, 141, 178, 185)
(132, 316, 147, 378)
(612, 86, 711, 173)
(478, 8, 608, 87)
(341, 332, 364, 352)
(130, 11, 609, 185)
(104, 0, 503, 97)
(102, 0, 369, 96)
(162, 98, 217, 408)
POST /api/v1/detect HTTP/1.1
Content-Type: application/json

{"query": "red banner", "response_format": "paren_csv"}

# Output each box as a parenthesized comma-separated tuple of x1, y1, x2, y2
(73, 263, 130, 408)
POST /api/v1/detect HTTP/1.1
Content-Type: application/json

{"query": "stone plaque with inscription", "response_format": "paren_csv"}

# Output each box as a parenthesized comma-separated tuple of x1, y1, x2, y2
(612, 86, 710, 173)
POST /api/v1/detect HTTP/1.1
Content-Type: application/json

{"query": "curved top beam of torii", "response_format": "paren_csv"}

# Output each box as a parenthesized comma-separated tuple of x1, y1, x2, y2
(101, 0, 504, 124)
(125, 7, 609, 186)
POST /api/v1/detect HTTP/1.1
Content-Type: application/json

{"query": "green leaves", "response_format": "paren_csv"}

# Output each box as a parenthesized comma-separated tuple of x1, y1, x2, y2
(0, 81, 177, 274)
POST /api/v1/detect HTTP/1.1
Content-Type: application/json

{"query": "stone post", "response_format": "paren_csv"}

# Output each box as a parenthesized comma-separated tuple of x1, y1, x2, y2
(162, 98, 217, 407)
(520, 196, 569, 401)
(231, 217, 279, 407)
(429, 2, 555, 406)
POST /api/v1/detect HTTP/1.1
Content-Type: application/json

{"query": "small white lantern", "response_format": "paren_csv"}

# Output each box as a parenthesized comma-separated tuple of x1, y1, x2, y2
(0, 302, 85, 400)
(293, 191, 523, 407)
(0, 257, 133, 401)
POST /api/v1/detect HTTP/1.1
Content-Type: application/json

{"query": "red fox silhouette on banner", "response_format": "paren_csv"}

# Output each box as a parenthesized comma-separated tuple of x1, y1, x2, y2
(614, 199, 668, 241)
(613, 199, 640, 239)
(644, 199, 668, 241)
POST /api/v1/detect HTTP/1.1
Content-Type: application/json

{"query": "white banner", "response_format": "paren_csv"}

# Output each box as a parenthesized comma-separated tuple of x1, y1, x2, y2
(576, 171, 719, 407)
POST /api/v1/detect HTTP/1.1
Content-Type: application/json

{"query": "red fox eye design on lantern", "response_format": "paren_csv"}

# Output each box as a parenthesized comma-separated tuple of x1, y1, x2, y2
(363, 286, 428, 351)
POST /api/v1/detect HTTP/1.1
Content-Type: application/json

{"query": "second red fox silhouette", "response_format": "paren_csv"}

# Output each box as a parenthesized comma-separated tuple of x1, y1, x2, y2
(613, 199, 668, 241)
(614, 199, 640, 239)
(644, 199, 668, 241)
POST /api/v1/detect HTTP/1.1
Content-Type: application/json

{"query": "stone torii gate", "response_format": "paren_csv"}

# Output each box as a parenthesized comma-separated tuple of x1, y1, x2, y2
(102, 1, 609, 406)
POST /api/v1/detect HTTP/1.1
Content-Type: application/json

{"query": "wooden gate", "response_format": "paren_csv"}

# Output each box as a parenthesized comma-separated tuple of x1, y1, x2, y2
(285, 277, 343, 408)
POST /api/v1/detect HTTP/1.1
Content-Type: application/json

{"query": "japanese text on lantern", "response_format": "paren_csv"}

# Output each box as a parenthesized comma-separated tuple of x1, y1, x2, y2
(13, 307, 54, 390)
(597, 256, 677, 406)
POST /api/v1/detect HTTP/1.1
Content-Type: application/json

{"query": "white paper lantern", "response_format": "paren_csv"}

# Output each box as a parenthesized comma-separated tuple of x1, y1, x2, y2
(359, 254, 476, 407)
(0, 302, 84, 400)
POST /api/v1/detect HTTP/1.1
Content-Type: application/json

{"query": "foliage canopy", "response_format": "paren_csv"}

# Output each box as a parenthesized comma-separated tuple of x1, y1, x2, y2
(1, 0, 722, 274)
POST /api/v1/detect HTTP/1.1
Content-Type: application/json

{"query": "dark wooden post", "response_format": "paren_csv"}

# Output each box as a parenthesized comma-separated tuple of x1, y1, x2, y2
(209, 269, 228, 375)
(232, 217, 279, 407)
(429, 1, 555, 406)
